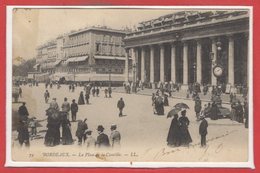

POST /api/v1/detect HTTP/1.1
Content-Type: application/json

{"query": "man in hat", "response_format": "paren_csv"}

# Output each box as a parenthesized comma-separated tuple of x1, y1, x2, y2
(71, 99, 78, 122)
(96, 125, 110, 148)
(44, 90, 50, 103)
(194, 96, 202, 121)
(49, 98, 59, 111)
(85, 130, 96, 148)
(110, 124, 121, 148)
(199, 116, 208, 147)
(117, 98, 125, 117)
(61, 97, 71, 120)
(18, 102, 29, 121)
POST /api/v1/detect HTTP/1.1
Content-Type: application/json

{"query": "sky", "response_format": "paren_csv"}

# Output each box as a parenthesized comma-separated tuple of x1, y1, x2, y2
(12, 8, 179, 61)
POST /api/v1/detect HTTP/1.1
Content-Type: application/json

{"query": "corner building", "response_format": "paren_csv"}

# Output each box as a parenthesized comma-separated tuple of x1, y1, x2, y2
(54, 27, 132, 83)
(124, 10, 249, 87)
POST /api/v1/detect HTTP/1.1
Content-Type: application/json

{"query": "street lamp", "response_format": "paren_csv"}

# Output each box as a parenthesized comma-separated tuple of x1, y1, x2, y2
(193, 62, 196, 83)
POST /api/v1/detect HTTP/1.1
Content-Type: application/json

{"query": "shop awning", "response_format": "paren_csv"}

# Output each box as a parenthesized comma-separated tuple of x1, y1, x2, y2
(94, 55, 126, 61)
(66, 56, 88, 63)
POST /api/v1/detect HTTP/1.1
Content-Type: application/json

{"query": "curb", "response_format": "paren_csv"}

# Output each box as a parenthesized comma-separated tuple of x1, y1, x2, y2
(112, 90, 231, 105)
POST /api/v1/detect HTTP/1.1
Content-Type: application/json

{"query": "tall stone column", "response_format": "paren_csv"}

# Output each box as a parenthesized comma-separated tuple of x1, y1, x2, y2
(211, 38, 217, 86)
(183, 42, 188, 85)
(170, 42, 176, 83)
(160, 44, 165, 82)
(132, 48, 138, 82)
(141, 47, 145, 82)
(150, 45, 155, 83)
(228, 35, 235, 86)
(125, 49, 129, 82)
(196, 39, 202, 84)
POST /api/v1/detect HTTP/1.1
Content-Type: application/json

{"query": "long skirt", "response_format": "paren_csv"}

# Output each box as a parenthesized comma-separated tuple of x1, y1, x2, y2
(44, 126, 60, 146)
(62, 126, 73, 145)
(179, 127, 192, 145)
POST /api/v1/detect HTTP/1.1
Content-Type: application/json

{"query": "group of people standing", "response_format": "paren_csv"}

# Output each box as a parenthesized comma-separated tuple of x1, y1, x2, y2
(152, 90, 169, 115)
(167, 110, 208, 148)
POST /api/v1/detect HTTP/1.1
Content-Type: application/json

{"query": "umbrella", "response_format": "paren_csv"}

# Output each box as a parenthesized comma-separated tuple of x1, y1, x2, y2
(173, 103, 190, 109)
(167, 107, 182, 118)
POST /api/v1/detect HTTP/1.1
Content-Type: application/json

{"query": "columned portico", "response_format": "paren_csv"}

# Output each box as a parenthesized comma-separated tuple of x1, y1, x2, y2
(170, 42, 176, 83)
(159, 44, 165, 82)
(150, 45, 155, 83)
(196, 40, 202, 84)
(141, 47, 146, 82)
(228, 35, 235, 85)
(183, 42, 188, 85)
(125, 49, 129, 82)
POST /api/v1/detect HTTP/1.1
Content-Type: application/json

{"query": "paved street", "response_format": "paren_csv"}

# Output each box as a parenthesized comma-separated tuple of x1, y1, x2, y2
(11, 84, 249, 162)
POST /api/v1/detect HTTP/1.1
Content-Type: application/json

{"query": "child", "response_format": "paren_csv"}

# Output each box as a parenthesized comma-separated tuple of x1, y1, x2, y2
(29, 117, 37, 140)
(85, 130, 96, 148)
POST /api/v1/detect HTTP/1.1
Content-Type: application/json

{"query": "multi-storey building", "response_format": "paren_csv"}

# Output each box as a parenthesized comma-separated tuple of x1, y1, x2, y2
(40, 26, 132, 83)
(124, 10, 250, 88)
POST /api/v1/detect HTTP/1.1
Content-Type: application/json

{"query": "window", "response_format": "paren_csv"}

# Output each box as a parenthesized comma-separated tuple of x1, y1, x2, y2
(96, 43, 101, 52)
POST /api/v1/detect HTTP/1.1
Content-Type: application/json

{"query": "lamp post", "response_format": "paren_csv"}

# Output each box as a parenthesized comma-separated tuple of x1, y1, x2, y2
(193, 62, 196, 84)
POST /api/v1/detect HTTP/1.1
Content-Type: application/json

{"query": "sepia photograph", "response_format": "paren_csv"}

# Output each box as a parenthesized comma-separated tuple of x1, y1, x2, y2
(6, 6, 253, 167)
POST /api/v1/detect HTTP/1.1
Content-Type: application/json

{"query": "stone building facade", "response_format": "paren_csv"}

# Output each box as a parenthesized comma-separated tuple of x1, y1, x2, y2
(35, 27, 132, 83)
(124, 10, 249, 87)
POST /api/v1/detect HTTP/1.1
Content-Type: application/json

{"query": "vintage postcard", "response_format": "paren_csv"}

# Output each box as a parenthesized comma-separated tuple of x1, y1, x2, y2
(6, 6, 254, 167)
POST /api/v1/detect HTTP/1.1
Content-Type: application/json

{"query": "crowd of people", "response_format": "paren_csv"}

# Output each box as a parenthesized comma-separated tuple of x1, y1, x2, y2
(15, 80, 249, 149)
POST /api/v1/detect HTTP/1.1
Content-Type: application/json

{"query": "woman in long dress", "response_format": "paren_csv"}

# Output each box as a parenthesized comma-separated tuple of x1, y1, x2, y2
(78, 91, 85, 105)
(44, 109, 61, 146)
(167, 114, 181, 147)
(61, 114, 73, 145)
(179, 110, 192, 146)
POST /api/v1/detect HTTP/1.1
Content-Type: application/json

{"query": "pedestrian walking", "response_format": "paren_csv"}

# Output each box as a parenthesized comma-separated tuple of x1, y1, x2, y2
(29, 117, 37, 140)
(179, 110, 192, 146)
(61, 115, 73, 145)
(76, 118, 88, 145)
(49, 98, 60, 111)
(117, 98, 125, 117)
(163, 94, 169, 106)
(72, 84, 75, 92)
(17, 120, 30, 147)
(85, 130, 96, 148)
(19, 87, 22, 98)
(110, 124, 121, 148)
(194, 97, 202, 121)
(96, 125, 110, 148)
(71, 99, 78, 122)
(236, 101, 244, 123)
(167, 114, 181, 147)
(78, 91, 85, 105)
(104, 89, 108, 98)
(92, 87, 96, 97)
(18, 102, 29, 121)
(108, 86, 112, 98)
(96, 87, 100, 97)
(199, 116, 208, 147)
(44, 90, 50, 103)
(61, 97, 71, 120)
(85, 92, 90, 104)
